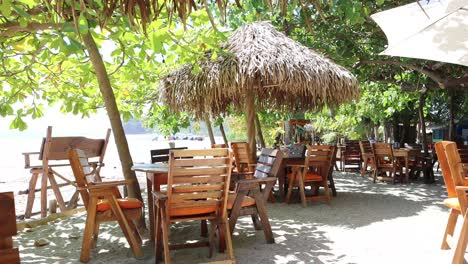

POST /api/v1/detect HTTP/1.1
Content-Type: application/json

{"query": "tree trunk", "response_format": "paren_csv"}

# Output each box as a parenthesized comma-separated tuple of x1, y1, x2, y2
(245, 88, 257, 159)
(255, 114, 265, 148)
(419, 92, 429, 156)
(219, 122, 228, 146)
(204, 114, 216, 146)
(374, 124, 379, 141)
(82, 32, 144, 210)
(448, 91, 456, 141)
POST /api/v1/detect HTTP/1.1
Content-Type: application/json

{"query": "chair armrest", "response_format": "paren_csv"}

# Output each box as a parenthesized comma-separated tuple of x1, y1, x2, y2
(152, 191, 168, 201)
(456, 186, 468, 191)
(286, 164, 306, 168)
(236, 177, 277, 185)
(78, 180, 132, 190)
(22, 152, 40, 168)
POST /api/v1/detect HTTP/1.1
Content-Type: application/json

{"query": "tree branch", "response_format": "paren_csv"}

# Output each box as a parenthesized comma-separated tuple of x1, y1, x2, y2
(0, 22, 64, 38)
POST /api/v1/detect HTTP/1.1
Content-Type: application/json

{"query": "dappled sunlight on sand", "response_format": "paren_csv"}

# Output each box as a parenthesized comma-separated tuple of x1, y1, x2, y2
(14, 170, 454, 263)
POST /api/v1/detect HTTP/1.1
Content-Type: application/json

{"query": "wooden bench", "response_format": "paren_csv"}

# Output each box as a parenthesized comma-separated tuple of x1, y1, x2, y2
(0, 192, 20, 264)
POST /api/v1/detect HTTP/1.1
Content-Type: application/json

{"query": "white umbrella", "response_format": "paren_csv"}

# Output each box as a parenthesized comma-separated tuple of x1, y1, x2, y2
(371, 0, 468, 66)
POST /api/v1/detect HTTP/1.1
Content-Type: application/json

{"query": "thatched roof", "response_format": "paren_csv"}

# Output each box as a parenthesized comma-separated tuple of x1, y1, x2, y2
(161, 21, 359, 117)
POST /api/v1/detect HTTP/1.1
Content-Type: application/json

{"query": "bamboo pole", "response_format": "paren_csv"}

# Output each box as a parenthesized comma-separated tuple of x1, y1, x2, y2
(245, 88, 257, 159)
(204, 114, 216, 146)
(219, 122, 228, 146)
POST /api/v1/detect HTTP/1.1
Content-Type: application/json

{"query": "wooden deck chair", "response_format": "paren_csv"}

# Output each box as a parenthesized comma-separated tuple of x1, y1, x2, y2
(286, 145, 335, 207)
(68, 148, 143, 263)
(371, 143, 402, 184)
(359, 140, 375, 176)
(230, 142, 257, 173)
(150, 147, 188, 163)
(227, 148, 282, 247)
(442, 142, 468, 264)
(0, 192, 20, 264)
(435, 141, 465, 250)
(153, 149, 234, 264)
(22, 126, 111, 218)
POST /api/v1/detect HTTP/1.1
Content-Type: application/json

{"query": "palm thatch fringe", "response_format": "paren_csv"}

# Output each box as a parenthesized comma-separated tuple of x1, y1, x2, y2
(160, 21, 359, 117)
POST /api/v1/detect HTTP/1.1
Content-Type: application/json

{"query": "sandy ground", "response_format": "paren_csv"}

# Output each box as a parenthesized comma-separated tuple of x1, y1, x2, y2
(13, 170, 462, 264)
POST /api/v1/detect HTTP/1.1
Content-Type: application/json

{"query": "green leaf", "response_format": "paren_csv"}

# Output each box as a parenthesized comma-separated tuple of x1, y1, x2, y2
(376, 0, 385, 6)
(0, 0, 12, 16)
(12, 5, 31, 18)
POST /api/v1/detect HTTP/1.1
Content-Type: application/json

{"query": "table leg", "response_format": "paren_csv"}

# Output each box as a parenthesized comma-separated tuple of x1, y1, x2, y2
(147, 173, 154, 241)
(405, 157, 409, 183)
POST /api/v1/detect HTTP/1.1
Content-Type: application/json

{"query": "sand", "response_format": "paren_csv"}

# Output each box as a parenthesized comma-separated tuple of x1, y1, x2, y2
(12, 171, 460, 264)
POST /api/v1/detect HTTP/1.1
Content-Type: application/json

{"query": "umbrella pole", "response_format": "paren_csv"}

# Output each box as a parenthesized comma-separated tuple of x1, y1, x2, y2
(246, 88, 257, 159)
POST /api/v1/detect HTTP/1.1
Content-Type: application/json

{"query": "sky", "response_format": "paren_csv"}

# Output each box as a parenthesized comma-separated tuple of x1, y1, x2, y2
(0, 105, 111, 138)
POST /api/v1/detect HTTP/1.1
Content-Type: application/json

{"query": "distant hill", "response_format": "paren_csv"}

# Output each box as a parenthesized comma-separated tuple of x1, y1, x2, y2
(123, 119, 151, 134)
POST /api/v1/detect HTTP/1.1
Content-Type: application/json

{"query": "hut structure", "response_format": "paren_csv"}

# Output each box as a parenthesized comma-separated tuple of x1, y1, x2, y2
(161, 21, 359, 157)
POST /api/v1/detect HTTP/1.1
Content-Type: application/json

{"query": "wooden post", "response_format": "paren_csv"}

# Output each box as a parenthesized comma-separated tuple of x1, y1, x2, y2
(219, 123, 229, 146)
(448, 91, 455, 141)
(419, 88, 434, 183)
(255, 114, 265, 148)
(204, 114, 216, 146)
(245, 88, 257, 159)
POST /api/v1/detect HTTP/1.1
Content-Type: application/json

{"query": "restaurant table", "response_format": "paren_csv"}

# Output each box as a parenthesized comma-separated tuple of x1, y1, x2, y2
(131, 163, 168, 241)
(393, 148, 422, 183)
(276, 157, 304, 200)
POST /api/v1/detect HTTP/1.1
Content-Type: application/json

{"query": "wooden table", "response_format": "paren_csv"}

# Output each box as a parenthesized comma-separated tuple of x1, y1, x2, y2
(131, 163, 168, 241)
(393, 148, 422, 183)
(276, 157, 305, 200)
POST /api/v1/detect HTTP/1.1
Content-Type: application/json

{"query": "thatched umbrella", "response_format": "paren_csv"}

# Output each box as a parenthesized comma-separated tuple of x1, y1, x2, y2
(161, 21, 359, 157)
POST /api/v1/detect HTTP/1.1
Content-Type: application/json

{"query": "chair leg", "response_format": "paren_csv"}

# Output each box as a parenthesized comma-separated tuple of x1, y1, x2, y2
(253, 191, 274, 244)
(208, 220, 216, 258)
(297, 172, 307, 207)
(453, 210, 468, 264)
(251, 214, 262, 230)
(285, 172, 295, 204)
(201, 220, 208, 237)
(441, 209, 459, 250)
(128, 220, 142, 245)
(361, 159, 368, 176)
(323, 179, 331, 205)
(159, 201, 171, 264)
(91, 222, 100, 249)
(25, 171, 39, 218)
(107, 197, 143, 259)
(80, 197, 98, 263)
(222, 217, 235, 261)
(154, 202, 163, 263)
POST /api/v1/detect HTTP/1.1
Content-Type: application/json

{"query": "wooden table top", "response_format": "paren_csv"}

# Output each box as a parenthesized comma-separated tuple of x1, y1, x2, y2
(131, 163, 168, 173)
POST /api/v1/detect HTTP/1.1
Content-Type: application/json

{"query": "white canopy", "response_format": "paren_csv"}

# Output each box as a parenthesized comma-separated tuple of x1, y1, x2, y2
(371, 0, 468, 67)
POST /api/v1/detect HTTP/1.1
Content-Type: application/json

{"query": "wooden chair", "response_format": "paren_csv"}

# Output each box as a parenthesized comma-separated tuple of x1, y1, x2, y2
(359, 140, 375, 176)
(371, 143, 402, 184)
(435, 141, 463, 250)
(150, 147, 188, 163)
(22, 126, 111, 218)
(230, 142, 257, 173)
(153, 148, 234, 264)
(0, 192, 20, 264)
(341, 140, 361, 171)
(68, 148, 143, 263)
(286, 145, 335, 207)
(227, 148, 282, 247)
(442, 142, 468, 264)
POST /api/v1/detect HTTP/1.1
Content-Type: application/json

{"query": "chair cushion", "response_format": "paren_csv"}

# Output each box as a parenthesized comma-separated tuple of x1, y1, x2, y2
(169, 206, 218, 217)
(96, 198, 143, 212)
(287, 172, 323, 182)
(443, 198, 461, 211)
(227, 193, 256, 209)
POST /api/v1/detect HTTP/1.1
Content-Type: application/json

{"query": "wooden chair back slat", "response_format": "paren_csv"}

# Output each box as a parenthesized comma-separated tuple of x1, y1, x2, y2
(444, 142, 465, 187)
(435, 141, 457, 198)
(68, 149, 97, 209)
(372, 143, 394, 159)
(231, 142, 256, 171)
(254, 148, 282, 179)
(167, 149, 232, 217)
(305, 145, 334, 176)
(150, 147, 187, 163)
(359, 140, 372, 154)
